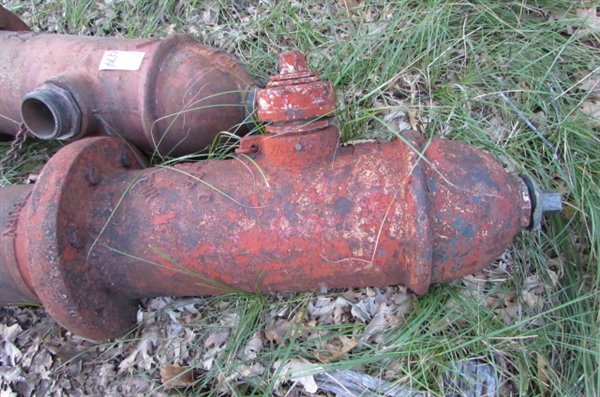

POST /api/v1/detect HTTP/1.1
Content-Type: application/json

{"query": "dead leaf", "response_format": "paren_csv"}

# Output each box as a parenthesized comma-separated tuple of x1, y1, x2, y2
(495, 291, 520, 324)
(222, 362, 266, 388)
(264, 319, 292, 345)
(242, 331, 263, 360)
(265, 310, 304, 345)
(219, 312, 239, 328)
(160, 364, 195, 390)
(349, 288, 383, 321)
(204, 329, 229, 348)
(314, 336, 358, 363)
(201, 346, 223, 371)
(548, 7, 600, 36)
(118, 328, 158, 373)
(331, 297, 350, 324)
(408, 109, 420, 131)
(577, 73, 600, 98)
(361, 303, 400, 343)
(576, 8, 600, 34)
(273, 358, 323, 394)
(383, 108, 412, 134)
(307, 297, 335, 320)
(336, 0, 360, 18)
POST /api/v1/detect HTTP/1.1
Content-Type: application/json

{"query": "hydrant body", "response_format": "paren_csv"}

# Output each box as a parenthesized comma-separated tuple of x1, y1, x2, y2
(2, 129, 531, 339)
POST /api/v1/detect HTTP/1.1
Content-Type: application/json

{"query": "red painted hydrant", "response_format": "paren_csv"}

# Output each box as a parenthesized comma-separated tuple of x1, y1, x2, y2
(0, 51, 561, 340)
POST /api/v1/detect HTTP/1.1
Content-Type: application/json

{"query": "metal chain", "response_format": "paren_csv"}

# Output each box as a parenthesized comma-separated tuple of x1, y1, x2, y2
(0, 123, 29, 173)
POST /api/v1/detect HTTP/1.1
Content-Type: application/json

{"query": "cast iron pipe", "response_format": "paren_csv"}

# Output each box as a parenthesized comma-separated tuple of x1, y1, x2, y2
(0, 5, 29, 32)
(0, 52, 561, 340)
(0, 8, 255, 156)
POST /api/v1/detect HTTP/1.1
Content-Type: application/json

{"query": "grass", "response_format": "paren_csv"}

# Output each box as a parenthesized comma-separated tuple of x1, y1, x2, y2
(1, 0, 599, 396)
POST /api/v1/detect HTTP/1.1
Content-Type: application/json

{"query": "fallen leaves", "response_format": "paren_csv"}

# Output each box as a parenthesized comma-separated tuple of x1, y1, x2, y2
(0, 323, 22, 367)
(272, 358, 323, 394)
(546, 6, 600, 37)
(159, 364, 195, 390)
(242, 331, 263, 361)
(264, 310, 304, 345)
(575, 7, 600, 36)
(537, 352, 552, 396)
(118, 332, 156, 373)
(314, 335, 358, 363)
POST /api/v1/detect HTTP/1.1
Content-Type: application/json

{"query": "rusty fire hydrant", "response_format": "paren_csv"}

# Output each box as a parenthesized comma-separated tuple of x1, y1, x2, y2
(0, 6, 255, 156)
(0, 51, 561, 340)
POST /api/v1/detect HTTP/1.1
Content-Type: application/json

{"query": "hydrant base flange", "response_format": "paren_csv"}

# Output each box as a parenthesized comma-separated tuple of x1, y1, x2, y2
(22, 138, 147, 339)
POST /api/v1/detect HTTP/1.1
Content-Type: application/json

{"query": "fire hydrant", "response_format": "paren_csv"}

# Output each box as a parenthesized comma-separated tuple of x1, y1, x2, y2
(0, 6, 255, 156)
(0, 51, 561, 340)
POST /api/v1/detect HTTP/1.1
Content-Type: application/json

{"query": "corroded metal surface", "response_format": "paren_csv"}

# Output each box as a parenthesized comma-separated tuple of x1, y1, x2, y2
(0, 51, 553, 340)
(424, 139, 532, 283)
(0, 6, 29, 141)
(0, 184, 39, 305)
(256, 51, 336, 134)
(0, 130, 535, 339)
(0, 31, 255, 156)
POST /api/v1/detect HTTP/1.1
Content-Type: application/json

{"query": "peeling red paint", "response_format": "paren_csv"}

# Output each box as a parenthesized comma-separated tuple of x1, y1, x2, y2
(152, 212, 177, 225)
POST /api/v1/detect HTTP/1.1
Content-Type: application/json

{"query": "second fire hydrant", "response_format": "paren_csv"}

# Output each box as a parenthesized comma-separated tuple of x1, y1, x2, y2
(0, 52, 561, 340)
(0, 5, 255, 155)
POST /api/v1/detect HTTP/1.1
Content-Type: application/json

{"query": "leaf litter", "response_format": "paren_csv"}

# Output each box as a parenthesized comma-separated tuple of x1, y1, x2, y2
(4, 272, 550, 396)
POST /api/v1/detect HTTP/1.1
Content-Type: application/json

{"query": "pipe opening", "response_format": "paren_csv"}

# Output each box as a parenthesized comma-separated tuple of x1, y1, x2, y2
(21, 97, 58, 139)
(21, 84, 81, 140)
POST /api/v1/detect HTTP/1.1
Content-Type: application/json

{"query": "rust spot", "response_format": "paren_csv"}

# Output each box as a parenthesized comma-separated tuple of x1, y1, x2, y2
(153, 212, 177, 225)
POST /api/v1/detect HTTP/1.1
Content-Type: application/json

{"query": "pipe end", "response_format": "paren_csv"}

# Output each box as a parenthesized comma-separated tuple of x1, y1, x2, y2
(21, 83, 81, 140)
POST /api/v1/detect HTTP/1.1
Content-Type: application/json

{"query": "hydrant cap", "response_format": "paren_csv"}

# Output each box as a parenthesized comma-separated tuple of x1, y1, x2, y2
(256, 51, 336, 130)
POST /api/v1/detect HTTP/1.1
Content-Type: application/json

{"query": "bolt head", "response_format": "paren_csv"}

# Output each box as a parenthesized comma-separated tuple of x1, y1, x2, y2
(540, 189, 562, 215)
(120, 151, 132, 168)
(85, 167, 101, 186)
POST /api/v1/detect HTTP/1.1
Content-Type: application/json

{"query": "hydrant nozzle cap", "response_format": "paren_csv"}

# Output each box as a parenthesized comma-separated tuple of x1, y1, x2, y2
(256, 51, 336, 133)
